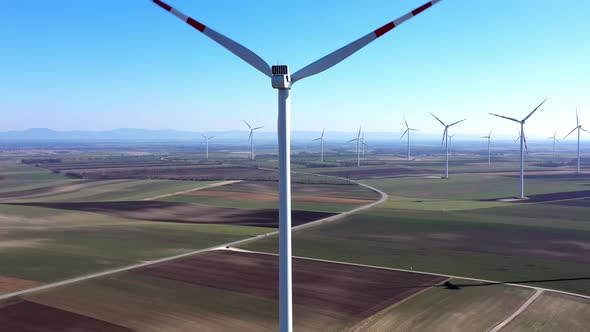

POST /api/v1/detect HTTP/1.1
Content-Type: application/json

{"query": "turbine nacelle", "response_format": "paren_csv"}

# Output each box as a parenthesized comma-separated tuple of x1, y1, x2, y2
(272, 65, 291, 89)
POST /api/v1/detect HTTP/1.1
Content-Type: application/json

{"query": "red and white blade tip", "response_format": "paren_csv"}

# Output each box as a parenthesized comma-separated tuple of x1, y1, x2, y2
(153, 0, 206, 32)
(374, 0, 440, 38)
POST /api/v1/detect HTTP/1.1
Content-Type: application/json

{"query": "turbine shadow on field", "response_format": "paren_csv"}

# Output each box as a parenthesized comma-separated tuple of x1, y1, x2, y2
(441, 277, 590, 290)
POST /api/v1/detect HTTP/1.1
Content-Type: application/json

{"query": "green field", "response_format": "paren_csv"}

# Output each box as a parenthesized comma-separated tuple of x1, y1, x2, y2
(0, 204, 270, 284)
(354, 278, 533, 331)
(0, 161, 78, 193)
(502, 292, 590, 331)
(242, 175, 590, 295)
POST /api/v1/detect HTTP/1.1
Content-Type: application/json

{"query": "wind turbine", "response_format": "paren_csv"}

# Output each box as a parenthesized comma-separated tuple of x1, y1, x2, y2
(401, 116, 418, 161)
(430, 113, 466, 179)
(481, 129, 492, 165)
(244, 121, 263, 161)
(312, 128, 326, 162)
(151, 1, 441, 330)
(547, 129, 559, 161)
(360, 132, 368, 157)
(448, 133, 456, 156)
(490, 99, 547, 198)
(201, 134, 214, 160)
(564, 109, 589, 173)
(347, 126, 363, 167)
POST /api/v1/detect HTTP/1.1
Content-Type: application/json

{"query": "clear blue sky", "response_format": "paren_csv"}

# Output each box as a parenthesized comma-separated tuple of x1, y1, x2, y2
(0, 0, 588, 138)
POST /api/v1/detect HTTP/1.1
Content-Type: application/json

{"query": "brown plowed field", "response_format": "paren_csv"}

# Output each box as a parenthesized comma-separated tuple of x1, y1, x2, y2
(184, 190, 374, 205)
(0, 300, 132, 332)
(314, 167, 433, 180)
(7, 202, 335, 228)
(0, 180, 101, 199)
(134, 250, 446, 319)
(0, 277, 44, 293)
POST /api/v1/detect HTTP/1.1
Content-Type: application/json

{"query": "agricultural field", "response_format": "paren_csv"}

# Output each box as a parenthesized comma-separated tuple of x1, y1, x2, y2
(8, 250, 446, 331)
(501, 292, 590, 331)
(243, 173, 590, 295)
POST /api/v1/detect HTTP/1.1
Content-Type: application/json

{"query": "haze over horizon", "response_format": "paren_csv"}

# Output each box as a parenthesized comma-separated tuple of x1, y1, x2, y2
(1, 1, 588, 136)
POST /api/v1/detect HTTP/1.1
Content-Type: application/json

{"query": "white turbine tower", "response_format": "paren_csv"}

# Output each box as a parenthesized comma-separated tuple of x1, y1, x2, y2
(401, 116, 418, 161)
(564, 109, 589, 173)
(430, 113, 466, 179)
(151, 1, 442, 330)
(347, 126, 363, 167)
(547, 129, 559, 161)
(202, 134, 214, 160)
(312, 128, 326, 162)
(490, 99, 547, 198)
(244, 121, 263, 161)
(481, 129, 492, 165)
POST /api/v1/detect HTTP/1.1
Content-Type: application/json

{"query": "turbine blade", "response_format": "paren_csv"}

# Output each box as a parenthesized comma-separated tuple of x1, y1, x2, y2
(489, 113, 520, 123)
(290, 0, 441, 83)
(523, 98, 547, 122)
(152, 0, 272, 77)
(489, 128, 493, 136)
(313, 137, 321, 141)
(208, 136, 215, 139)
(321, 128, 325, 138)
(253, 126, 264, 130)
(582, 128, 590, 134)
(358, 126, 362, 138)
(347, 138, 358, 143)
(576, 108, 579, 127)
(564, 127, 577, 139)
(243, 120, 252, 129)
(441, 128, 447, 148)
(430, 113, 446, 126)
(448, 118, 466, 127)
(403, 116, 409, 129)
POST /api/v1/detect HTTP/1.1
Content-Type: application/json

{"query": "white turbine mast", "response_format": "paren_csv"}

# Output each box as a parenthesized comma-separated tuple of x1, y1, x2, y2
(347, 126, 363, 167)
(401, 116, 419, 161)
(244, 120, 263, 161)
(430, 113, 466, 179)
(151, 1, 442, 330)
(481, 128, 493, 165)
(312, 128, 326, 162)
(564, 109, 589, 173)
(547, 129, 559, 161)
(490, 99, 547, 198)
(201, 134, 214, 160)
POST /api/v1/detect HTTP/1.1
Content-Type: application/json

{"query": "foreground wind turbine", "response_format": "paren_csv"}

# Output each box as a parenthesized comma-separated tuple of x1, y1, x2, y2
(201, 134, 214, 160)
(564, 109, 589, 173)
(430, 113, 466, 178)
(244, 121, 263, 161)
(490, 99, 547, 198)
(151, 1, 442, 330)
(401, 116, 419, 160)
(312, 128, 326, 162)
(547, 129, 559, 161)
(481, 129, 493, 165)
(347, 126, 363, 167)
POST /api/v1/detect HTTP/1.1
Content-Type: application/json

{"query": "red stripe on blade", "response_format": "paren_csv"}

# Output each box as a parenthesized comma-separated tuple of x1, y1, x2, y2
(153, 0, 172, 11)
(187, 17, 206, 32)
(412, 2, 433, 16)
(374, 22, 395, 38)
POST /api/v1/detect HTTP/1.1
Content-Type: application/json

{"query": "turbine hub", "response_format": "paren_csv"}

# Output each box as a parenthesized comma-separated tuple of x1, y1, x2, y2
(271, 65, 291, 89)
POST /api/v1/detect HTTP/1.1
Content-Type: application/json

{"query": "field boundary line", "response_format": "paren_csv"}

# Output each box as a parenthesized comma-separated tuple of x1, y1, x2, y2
(142, 180, 242, 201)
(0, 175, 386, 301)
(488, 289, 543, 332)
(234, 249, 590, 301)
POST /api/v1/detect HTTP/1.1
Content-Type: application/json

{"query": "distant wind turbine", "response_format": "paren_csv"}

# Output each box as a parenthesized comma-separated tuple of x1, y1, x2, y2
(481, 129, 493, 165)
(564, 109, 589, 173)
(490, 99, 547, 198)
(547, 129, 559, 161)
(401, 116, 419, 160)
(448, 133, 456, 156)
(360, 132, 368, 157)
(312, 128, 326, 162)
(202, 134, 214, 160)
(430, 113, 466, 178)
(244, 121, 263, 160)
(347, 126, 362, 167)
